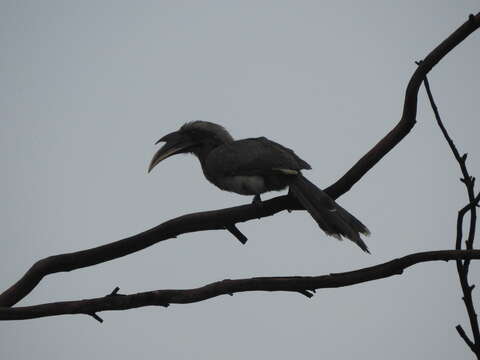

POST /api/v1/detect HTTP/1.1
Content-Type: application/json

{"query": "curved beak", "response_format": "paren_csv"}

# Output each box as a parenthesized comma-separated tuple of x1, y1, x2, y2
(148, 131, 195, 173)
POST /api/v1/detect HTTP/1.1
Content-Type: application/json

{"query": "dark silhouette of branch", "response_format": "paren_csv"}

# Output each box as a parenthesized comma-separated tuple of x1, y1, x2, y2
(324, 13, 480, 199)
(422, 75, 480, 358)
(0, 250, 479, 321)
(226, 224, 248, 244)
(0, 13, 479, 311)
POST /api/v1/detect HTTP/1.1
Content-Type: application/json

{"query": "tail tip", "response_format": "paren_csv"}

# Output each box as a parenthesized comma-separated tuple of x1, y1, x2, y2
(356, 239, 370, 253)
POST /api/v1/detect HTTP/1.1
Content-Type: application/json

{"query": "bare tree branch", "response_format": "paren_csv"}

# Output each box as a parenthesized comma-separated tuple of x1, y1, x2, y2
(422, 75, 480, 358)
(0, 13, 479, 310)
(324, 12, 480, 199)
(1, 250, 479, 321)
(457, 324, 477, 354)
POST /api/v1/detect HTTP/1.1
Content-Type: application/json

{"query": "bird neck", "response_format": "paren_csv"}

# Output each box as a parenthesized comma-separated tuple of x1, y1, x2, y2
(191, 140, 225, 181)
(192, 143, 217, 167)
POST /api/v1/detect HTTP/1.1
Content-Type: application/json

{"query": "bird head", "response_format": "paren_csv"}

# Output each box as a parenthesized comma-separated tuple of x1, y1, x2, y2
(148, 121, 233, 173)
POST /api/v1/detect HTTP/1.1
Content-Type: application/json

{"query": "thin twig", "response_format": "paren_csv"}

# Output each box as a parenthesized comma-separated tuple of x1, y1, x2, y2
(226, 224, 248, 244)
(422, 74, 480, 357)
(457, 325, 479, 356)
(88, 312, 103, 323)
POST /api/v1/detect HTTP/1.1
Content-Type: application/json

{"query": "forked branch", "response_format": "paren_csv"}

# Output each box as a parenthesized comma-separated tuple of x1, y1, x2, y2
(0, 13, 479, 314)
(422, 75, 480, 358)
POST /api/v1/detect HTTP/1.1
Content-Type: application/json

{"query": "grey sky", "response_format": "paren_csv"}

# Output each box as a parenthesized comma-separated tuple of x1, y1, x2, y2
(1, 1, 479, 359)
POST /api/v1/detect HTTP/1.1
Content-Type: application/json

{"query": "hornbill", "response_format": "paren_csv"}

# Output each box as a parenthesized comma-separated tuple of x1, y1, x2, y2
(148, 121, 370, 252)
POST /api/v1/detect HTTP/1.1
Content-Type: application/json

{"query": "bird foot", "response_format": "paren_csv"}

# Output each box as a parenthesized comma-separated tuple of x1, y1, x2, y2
(252, 194, 262, 206)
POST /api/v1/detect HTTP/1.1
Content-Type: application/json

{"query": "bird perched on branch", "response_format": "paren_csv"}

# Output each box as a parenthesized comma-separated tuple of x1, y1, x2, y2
(148, 121, 370, 252)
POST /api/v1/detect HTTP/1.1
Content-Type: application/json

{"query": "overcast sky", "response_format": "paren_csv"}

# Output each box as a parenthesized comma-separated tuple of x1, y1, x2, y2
(1, 1, 479, 359)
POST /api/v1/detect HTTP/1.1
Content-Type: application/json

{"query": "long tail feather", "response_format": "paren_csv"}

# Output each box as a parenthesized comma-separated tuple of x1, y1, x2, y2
(289, 174, 370, 252)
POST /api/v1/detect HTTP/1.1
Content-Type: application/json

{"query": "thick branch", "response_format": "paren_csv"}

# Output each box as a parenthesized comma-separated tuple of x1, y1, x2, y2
(1, 250, 479, 321)
(1, 13, 479, 309)
(325, 13, 480, 199)
(0, 197, 297, 307)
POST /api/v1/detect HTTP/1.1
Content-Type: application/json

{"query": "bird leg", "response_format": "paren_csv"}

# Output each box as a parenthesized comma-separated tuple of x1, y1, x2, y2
(252, 194, 262, 205)
(286, 187, 294, 212)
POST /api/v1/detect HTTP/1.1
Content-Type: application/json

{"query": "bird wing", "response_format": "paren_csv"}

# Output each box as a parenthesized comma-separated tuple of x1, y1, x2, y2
(206, 137, 311, 177)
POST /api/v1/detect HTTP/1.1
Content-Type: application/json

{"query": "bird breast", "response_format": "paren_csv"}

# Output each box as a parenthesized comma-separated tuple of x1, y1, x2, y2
(216, 175, 267, 195)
